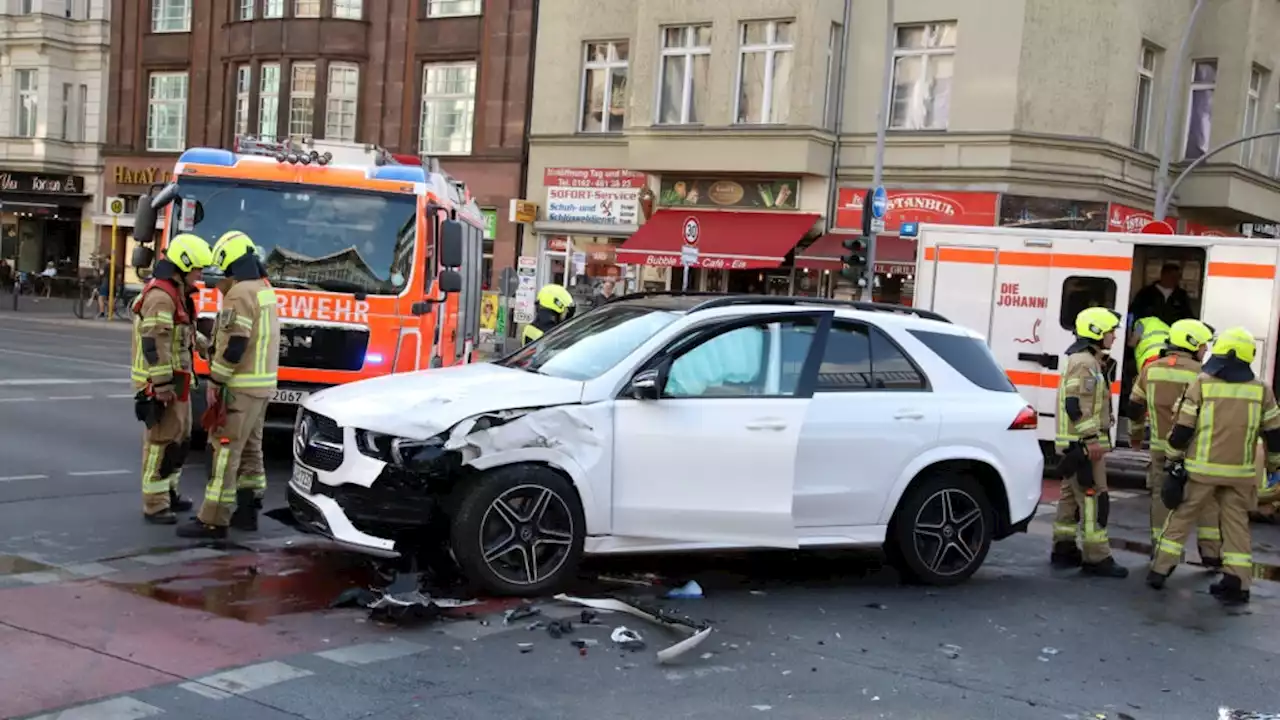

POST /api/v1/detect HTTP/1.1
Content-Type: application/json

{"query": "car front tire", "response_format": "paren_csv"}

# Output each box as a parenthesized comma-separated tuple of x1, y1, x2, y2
(888, 471, 995, 586)
(449, 464, 586, 597)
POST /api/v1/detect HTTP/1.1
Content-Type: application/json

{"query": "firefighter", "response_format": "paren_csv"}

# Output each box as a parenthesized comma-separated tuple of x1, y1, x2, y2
(131, 233, 214, 524)
(520, 283, 576, 346)
(1147, 327, 1280, 606)
(1050, 306, 1128, 577)
(177, 230, 280, 539)
(1126, 316, 1171, 448)
(1127, 318, 1221, 566)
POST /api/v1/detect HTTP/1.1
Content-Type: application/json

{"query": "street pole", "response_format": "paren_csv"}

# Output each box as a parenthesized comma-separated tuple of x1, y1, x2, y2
(864, 0, 895, 300)
(1154, 0, 1207, 221)
(108, 216, 118, 321)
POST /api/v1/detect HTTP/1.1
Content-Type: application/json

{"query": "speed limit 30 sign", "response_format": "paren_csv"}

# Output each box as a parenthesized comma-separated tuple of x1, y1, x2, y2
(682, 216, 700, 246)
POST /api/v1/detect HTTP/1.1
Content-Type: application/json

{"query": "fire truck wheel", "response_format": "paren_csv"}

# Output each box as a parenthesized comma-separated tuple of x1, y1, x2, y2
(450, 464, 585, 597)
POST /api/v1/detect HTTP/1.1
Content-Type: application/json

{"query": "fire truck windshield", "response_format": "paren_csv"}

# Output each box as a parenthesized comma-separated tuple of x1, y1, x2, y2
(171, 178, 417, 296)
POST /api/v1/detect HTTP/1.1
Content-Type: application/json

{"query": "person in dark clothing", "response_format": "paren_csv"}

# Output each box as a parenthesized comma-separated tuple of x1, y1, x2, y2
(1129, 263, 1195, 326)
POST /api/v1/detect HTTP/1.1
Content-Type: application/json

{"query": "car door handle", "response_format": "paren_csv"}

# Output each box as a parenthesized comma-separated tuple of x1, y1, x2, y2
(894, 411, 925, 420)
(745, 419, 787, 431)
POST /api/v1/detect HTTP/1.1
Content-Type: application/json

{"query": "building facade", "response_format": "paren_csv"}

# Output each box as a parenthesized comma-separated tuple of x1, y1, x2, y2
(101, 0, 534, 286)
(0, 0, 109, 280)
(523, 0, 1280, 306)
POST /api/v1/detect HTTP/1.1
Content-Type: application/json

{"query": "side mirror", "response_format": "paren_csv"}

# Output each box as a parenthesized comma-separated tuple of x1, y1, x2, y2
(131, 244, 155, 270)
(440, 219, 464, 268)
(439, 269, 462, 294)
(133, 194, 157, 244)
(629, 364, 667, 400)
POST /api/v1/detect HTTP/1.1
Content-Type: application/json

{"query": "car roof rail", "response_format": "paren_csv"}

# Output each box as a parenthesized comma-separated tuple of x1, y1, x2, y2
(688, 294, 952, 323)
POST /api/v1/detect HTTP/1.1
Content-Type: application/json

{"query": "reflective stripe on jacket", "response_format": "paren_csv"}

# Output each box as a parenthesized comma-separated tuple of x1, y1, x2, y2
(1056, 349, 1112, 450)
(1172, 375, 1280, 481)
(1129, 351, 1200, 452)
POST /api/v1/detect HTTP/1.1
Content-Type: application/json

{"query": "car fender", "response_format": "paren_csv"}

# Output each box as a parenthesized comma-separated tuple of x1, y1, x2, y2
(463, 448, 605, 535)
(876, 443, 1012, 525)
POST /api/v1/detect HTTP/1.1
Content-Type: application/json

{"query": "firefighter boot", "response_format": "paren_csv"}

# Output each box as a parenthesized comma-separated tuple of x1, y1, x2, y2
(169, 489, 193, 513)
(1209, 575, 1250, 606)
(1080, 557, 1129, 578)
(175, 518, 228, 540)
(1146, 569, 1170, 589)
(1050, 542, 1083, 568)
(229, 489, 259, 532)
(144, 508, 178, 525)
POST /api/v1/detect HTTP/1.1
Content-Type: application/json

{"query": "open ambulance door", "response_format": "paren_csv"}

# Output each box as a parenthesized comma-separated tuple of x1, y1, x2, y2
(1199, 243, 1280, 381)
(1038, 239, 1134, 448)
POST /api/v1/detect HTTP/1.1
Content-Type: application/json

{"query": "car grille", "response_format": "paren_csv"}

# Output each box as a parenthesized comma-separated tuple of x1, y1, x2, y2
(296, 409, 344, 471)
(310, 467, 439, 540)
(279, 324, 370, 372)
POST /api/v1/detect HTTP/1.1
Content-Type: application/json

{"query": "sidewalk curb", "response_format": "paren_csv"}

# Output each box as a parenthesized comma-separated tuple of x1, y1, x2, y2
(0, 312, 132, 331)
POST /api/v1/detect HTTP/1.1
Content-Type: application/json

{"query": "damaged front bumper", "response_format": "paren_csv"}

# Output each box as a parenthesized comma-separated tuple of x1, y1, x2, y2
(288, 483, 400, 558)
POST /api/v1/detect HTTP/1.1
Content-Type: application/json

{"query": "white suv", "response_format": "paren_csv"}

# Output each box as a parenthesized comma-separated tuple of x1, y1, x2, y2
(288, 294, 1043, 596)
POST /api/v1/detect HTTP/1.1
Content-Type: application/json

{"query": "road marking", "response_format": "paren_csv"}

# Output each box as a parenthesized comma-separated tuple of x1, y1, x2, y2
(107, 393, 135, 398)
(0, 378, 132, 386)
(26, 696, 164, 720)
(0, 347, 129, 369)
(132, 547, 227, 565)
(68, 469, 131, 477)
(0, 474, 48, 482)
(0, 397, 37, 403)
(0, 326, 131, 344)
(11, 571, 64, 585)
(49, 395, 94, 401)
(184, 661, 314, 698)
(316, 639, 429, 666)
(177, 682, 235, 700)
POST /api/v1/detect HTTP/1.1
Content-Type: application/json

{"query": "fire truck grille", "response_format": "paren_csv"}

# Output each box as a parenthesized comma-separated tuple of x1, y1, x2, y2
(278, 325, 371, 372)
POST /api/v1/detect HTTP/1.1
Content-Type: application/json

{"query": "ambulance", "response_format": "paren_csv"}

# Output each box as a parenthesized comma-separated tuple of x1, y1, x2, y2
(912, 224, 1280, 474)
(129, 136, 488, 447)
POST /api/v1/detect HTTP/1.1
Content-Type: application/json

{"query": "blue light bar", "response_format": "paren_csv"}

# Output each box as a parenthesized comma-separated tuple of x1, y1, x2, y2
(369, 166, 426, 183)
(365, 352, 384, 365)
(177, 148, 237, 166)
(899, 222, 920, 238)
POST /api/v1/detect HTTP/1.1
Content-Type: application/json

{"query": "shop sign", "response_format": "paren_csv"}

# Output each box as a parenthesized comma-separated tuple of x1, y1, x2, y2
(875, 263, 915, 276)
(112, 165, 174, 187)
(658, 177, 799, 210)
(1108, 204, 1162, 233)
(509, 199, 538, 224)
(999, 194, 1107, 232)
(1183, 221, 1241, 237)
(1241, 222, 1280, 238)
(481, 208, 498, 239)
(546, 186, 639, 225)
(0, 170, 85, 195)
(544, 167, 647, 189)
(835, 189, 997, 232)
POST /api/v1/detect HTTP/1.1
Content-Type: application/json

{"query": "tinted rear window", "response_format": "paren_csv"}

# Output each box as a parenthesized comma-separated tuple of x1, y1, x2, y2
(908, 330, 1015, 392)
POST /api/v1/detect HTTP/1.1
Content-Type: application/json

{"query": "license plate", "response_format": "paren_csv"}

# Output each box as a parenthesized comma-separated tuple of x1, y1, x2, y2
(273, 389, 309, 404)
(291, 465, 315, 494)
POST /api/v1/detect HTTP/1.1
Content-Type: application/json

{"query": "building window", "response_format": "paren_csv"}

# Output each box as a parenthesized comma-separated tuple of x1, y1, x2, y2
(151, 0, 191, 32)
(263, 0, 283, 18)
(61, 83, 72, 141)
(1132, 45, 1156, 151)
(420, 62, 477, 155)
(15, 69, 38, 138)
(889, 22, 956, 130)
(822, 23, 841, 131)
(294, 0, 319, 17)
(20, 0, 32, 12)
(259, 63, 281, 137)
(234, 65, 252, 135)
(289, 62, 317, 140)
(325, 63, 360, 141)
(78, 84, 88, 142)
(146, 72, 188, 152)
(580, 41, 628, 133)
(735, 19, 793, 125)
(333, 0, 362, 18)
(427, 0, 480, 17)
(1243, 65, 1265, 165)
(1183, 59, 1217, 160)
(237, 0, 253, 21)
(65, 0, 75, 18)
(657, 24, 711, 125)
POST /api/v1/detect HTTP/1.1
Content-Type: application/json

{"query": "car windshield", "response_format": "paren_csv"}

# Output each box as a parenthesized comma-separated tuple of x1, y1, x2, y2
(495, 304, 679, 381)
(169, 178, 417, 296)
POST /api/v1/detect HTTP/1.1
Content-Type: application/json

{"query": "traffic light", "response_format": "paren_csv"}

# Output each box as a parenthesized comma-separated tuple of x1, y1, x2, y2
(840, 236, 868, 281)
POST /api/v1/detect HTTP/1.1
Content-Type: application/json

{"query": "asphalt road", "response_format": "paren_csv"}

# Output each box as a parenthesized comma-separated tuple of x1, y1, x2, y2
(1, 312, 1279, 720)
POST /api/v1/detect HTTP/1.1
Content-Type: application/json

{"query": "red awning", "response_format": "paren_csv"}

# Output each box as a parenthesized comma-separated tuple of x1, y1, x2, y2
(795, 234, 918, 274)
(616, 210, 820, 270)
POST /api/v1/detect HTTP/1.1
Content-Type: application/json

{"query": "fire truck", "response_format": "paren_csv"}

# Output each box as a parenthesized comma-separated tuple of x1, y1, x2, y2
(130, 135, 487, 447)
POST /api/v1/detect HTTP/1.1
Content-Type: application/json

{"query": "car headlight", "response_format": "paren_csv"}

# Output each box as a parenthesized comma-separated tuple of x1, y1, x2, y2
(355, 429, 447, 469)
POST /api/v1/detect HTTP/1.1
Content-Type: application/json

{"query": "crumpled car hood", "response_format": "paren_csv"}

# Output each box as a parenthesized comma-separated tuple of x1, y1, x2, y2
(303, 362, 585, 439)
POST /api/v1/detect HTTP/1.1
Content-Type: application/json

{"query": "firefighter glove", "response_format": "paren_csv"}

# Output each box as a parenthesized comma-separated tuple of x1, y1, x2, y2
(1161, 461, 1188, 509)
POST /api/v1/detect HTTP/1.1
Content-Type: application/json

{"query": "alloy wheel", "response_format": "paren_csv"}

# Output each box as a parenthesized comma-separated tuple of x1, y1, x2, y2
(478, 484, 575, 586)
(912, 488, 985, 577)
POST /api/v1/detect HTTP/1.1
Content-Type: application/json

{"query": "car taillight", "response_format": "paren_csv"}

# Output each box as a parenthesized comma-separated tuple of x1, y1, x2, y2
(1009, 405, 1038, 430)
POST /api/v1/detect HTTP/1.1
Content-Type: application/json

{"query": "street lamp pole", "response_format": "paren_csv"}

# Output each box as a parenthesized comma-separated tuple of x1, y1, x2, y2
(863, 0, 895, 299)
(1161, 129, 1280, 209)
(1154, 0, 1207, 221)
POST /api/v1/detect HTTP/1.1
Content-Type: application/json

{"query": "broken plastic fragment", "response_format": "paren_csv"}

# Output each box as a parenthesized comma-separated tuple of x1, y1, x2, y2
(666, 580, 703, 599)
(504, 604, 540, 625)
(554, 594, 712, 664)
(1040, 646, 1060, 656)
(570, 638, 599, 649)
(939, 643, 962, 659)
(611, 626, 646, 651)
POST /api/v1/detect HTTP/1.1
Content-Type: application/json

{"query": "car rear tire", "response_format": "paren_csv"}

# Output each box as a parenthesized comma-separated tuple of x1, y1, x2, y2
(449, 464, 585, 597)
(888, 471, 994, 586)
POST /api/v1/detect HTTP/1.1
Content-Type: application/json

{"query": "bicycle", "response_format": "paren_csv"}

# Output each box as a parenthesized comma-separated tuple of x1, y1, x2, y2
(72, 279, 135, 321)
